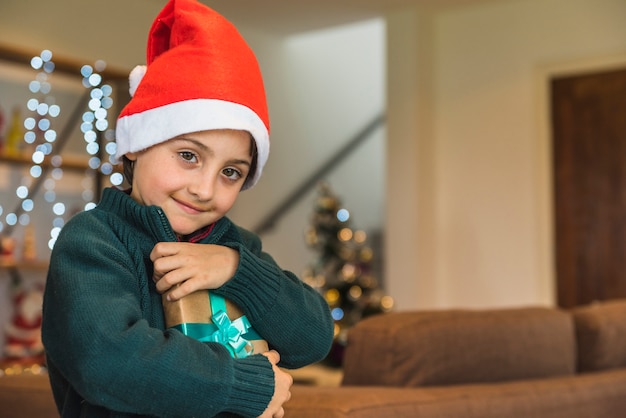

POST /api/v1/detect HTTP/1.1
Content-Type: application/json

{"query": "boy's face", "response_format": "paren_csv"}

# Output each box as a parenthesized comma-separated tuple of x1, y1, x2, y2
(126, 129, 252, 236)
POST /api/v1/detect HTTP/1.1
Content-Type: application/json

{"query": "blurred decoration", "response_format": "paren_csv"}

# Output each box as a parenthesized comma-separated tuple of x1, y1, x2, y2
(4, 106, 24, 157)
(0, 49, 122, 251)
(0, 48, 123, 370)
(78, 61, 123, 212)
(0, 235, 16, 264)
(0, 104, 5, 153)
(2, 282, 45, 368)
(302, 182, 393, 367)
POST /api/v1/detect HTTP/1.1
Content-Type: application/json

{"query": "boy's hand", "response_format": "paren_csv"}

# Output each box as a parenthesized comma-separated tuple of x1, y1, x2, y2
(259, 351, 292, 418)
(150, 242, 239, 300)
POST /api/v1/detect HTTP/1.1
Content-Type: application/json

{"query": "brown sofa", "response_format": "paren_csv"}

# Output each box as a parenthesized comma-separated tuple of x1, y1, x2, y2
(285, 299, 626, 417)
(2, 299, 625, 417)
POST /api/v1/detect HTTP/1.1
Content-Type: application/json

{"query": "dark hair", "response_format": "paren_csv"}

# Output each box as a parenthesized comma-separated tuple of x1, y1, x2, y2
(122, 155, 135, 185)
(246, 137, 258, 188)
(122, 135, 258, 188)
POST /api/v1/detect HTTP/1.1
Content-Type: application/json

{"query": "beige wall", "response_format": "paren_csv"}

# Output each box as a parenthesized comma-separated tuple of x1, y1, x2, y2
(386, 0, 626, 310)
(0, 0, 158, 70)
(4, 0, 626, 311)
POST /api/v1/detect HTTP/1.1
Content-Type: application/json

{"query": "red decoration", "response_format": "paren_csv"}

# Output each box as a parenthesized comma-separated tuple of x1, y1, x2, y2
(3, 284, 45, 365)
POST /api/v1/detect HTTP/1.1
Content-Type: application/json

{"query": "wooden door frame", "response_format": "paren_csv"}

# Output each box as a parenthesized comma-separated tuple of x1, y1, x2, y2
(534, 54, 626, 306)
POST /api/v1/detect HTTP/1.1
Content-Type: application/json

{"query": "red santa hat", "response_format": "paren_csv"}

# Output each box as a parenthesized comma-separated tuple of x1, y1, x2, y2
(115, 0, 269, 189)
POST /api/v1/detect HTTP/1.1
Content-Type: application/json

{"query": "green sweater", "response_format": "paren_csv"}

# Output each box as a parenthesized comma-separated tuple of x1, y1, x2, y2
(42, 187, 333, 417)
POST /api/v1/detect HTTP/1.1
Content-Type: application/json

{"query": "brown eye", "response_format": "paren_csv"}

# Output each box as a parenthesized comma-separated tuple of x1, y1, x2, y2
(223, 167, 242, 180)
(179, 151, 197, 162)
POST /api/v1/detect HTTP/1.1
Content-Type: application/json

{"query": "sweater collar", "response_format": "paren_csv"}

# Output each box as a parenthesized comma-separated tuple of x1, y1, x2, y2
(178, 223, 215, 243)
(97, 187, 224, 243)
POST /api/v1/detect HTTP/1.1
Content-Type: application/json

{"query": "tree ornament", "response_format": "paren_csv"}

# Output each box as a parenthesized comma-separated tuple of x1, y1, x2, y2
(304, 182, 393, 367)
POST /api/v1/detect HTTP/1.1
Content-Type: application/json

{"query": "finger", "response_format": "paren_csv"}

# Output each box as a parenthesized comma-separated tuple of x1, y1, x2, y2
(156, 270, 189, 294)
(150, 242, 180, 262)
(281, 388, 292, 405)
(152, 261, 178, 288)
(152, 254, 184, 278)
(262, 350, 280, 365)
(164, 278, 203, 301)
(154, 264, 195, 293)
(268, 350, 280, 364)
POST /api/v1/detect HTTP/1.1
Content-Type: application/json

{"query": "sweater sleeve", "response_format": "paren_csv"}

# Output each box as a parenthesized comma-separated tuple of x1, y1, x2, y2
(41, 214, 274, 417)
(216, 226, 334, 369)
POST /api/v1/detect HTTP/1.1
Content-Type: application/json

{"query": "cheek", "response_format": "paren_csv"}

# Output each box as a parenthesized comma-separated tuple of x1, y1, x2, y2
(218, 189, 240, 212)
(152, 171, 183, 193)
(135, 162, 179, 194)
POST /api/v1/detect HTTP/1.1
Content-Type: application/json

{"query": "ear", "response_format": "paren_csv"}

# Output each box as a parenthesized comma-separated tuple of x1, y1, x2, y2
(125, 152, 138, 161)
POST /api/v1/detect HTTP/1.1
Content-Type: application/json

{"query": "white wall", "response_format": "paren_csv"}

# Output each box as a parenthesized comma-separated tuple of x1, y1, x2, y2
(0, 0, 158, 69)
(230, 20, 386, 277)
(386, 0, 626, 310)
(386, 9, 436, 311)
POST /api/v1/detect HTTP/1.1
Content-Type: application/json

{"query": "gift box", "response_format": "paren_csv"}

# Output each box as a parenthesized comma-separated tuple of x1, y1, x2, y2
(163, 289, 268, 358)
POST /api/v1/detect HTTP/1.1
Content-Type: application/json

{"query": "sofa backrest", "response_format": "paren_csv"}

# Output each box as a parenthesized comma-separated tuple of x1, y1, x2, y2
(572, 298, 626, 373)
(342, 307, 576, 387)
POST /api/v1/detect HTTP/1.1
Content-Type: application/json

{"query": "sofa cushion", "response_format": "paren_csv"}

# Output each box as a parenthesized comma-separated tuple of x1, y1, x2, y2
(572, 298, 626, 372)
(342, 307, 576, 387)
(287, 368, 626, 418)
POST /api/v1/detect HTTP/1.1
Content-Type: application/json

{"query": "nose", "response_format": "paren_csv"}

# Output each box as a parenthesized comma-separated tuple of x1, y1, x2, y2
(188, 171, 217, 201)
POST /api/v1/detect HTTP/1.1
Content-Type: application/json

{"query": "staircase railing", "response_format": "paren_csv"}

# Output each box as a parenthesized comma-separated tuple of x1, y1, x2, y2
(253, 112, 385, 235)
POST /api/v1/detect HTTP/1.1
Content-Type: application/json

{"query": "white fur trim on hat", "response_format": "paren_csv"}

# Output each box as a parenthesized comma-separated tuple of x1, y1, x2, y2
(116, 98, 269, 190)
(128, 65, 147, 97)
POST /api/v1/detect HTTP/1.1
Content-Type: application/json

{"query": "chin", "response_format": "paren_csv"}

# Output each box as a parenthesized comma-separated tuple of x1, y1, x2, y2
(171, 216, 218, 236)
(172, 222, 210, 236)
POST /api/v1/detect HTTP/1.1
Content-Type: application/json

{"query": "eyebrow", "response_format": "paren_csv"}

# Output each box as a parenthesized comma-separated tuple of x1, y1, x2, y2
(175, 136, 252, 167)
(175, 136, 211, 152)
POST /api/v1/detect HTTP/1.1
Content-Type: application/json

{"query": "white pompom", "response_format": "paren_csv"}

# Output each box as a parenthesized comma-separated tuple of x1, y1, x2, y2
(128, 65, 147, 97)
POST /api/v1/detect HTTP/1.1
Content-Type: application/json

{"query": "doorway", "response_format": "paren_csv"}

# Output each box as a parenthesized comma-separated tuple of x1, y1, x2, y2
(551, 67, 626, 308)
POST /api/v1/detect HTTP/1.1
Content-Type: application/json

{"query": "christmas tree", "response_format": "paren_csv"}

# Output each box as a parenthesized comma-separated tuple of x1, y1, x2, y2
(302, 182, 393, 367)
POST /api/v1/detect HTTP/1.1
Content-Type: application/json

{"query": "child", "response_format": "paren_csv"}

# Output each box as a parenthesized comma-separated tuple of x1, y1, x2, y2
(41, 0, 334, 417)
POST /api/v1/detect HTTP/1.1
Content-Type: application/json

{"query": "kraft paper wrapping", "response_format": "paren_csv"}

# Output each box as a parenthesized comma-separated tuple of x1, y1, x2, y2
(163, 289, 268, 356)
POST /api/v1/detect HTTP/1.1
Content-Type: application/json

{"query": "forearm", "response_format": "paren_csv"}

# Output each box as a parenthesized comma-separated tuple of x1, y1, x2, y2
(217, 243, 334, 369)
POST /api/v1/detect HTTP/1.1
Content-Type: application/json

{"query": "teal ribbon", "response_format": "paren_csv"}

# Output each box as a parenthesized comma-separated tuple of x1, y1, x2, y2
(171, 292, 261, 358)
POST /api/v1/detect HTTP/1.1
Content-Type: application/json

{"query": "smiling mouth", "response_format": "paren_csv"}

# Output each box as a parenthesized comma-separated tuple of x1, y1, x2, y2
(174, 198, 204, 214)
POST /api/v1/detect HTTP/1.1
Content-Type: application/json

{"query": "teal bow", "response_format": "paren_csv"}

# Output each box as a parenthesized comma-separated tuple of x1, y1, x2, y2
(170, 292, 262, 359)
(202, 309, 252, 358)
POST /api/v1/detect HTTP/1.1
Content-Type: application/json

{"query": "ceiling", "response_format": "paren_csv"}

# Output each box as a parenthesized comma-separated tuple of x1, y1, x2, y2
(204, 0, 490, 36)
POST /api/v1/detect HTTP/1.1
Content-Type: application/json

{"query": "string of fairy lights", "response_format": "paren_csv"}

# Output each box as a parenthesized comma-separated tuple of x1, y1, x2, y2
(77, 62, 124, 210)
(0, 50, 123, 253)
